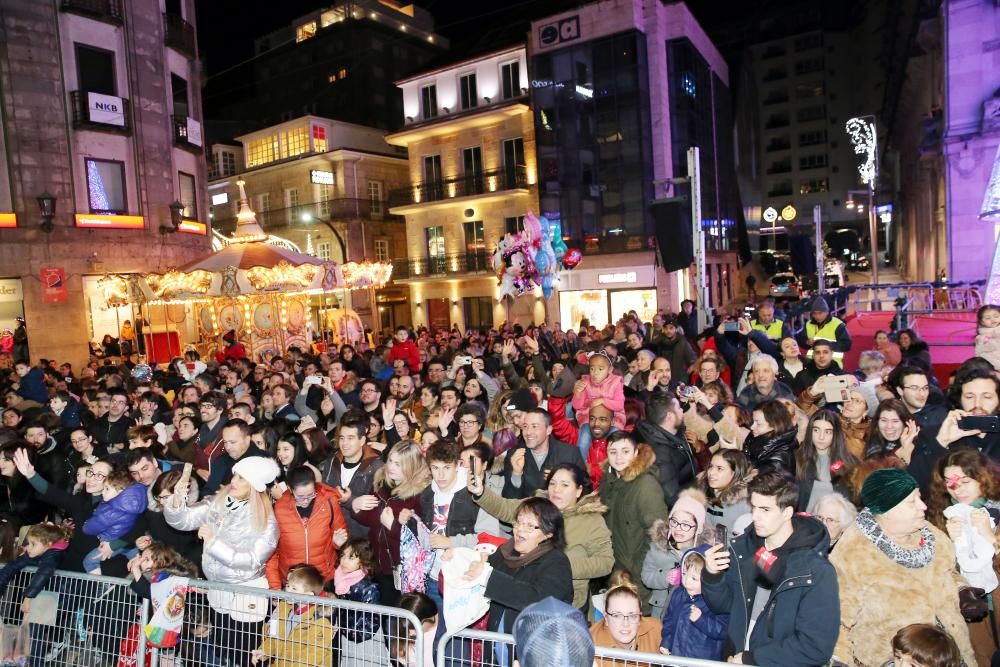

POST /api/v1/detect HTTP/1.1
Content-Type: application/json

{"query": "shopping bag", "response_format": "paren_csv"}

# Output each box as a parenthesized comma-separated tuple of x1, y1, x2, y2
(117, 622, 153, 667)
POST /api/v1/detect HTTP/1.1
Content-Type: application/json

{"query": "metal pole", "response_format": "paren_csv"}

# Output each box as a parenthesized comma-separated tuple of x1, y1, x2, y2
(869, 183, 879, 286)
(814, 205, 823, 294)
(687, 147, 707, 331)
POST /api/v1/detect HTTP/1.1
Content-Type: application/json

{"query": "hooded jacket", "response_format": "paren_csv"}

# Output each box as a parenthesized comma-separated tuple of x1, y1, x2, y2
(266, 483, 349, 589)
(702, 514, 839, 666)
(660, 545, 730, 660)
(599, 444, 670, 606)
(590, 615, 663, 664)
(641, 489, 709, 618)
(743, 429, 798, 475)
(16, 367, 47, 404)
(83, 482, 149, 541)
(256, 599, 335, 667)
(634, 420, 697, 507)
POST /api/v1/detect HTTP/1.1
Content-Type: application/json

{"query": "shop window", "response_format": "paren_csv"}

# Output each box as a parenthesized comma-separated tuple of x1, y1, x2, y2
(560, 289, 609, 330)
(85, 158, 126, 214)
(178, 171, 196, 218)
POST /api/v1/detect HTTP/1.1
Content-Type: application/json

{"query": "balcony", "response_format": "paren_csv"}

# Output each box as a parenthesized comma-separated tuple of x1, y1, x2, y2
(60, 0, 123, 24)
(763, 93, 789, 106)
(392, 251, 493, 281)
(761, 46, 787, 60)
(172, 115, 203, 152)
(762, 69, 787, 83)
(388, 166, 529, 212)
(163, 12, 196, 57)
(765, 116, 790, 130)
(766, 139, 791, 152)
(767, 163, 792, 175)
(69, 90, 131, 134)
(767, 186, 794, 197)
(212, 198, 402, 233)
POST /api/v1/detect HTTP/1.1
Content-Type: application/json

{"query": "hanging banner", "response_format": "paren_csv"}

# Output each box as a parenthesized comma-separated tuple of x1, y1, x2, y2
(40, 267, 67, 304)
(87, 92, 127, 127)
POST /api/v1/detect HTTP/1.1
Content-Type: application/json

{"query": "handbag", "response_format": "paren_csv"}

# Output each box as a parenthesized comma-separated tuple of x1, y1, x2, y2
(380, 517, 402, 591)
(959, 586, 988, 622)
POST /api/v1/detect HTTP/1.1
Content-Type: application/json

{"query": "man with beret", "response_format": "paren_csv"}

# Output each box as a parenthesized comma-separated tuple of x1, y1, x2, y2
(829, 468, 975, 666)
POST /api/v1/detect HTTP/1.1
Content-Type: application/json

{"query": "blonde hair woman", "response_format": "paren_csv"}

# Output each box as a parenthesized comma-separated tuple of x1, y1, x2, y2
(590, 573, 662, 663)
(163, 455, 279, 667)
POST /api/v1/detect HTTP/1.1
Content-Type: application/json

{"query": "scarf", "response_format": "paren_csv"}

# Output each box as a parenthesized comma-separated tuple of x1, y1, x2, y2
(855, 508, 935, 569)
(334, 566, 366, 595)
(498, 539, 554, 570)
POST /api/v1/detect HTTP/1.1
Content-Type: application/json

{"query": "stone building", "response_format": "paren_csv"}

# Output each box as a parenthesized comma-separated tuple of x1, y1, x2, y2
(0, 0, 210, 367)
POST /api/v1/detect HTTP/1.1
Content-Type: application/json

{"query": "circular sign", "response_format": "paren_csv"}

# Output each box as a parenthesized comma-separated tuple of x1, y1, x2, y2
(763, 207, 778, 223)
(780, 205, 797, 222)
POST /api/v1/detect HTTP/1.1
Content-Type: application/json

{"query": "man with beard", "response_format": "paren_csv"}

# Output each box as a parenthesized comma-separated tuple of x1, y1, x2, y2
(634, 394, 696, 506)
(502, 408, 584, 499)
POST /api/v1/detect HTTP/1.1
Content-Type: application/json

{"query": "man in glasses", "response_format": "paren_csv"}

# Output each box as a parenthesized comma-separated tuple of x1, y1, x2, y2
(89, 387, 131, 452)
(266, 465, 348, 590)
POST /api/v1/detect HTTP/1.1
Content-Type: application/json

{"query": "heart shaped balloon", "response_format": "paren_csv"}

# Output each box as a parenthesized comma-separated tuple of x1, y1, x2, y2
(562, 248, 583, 270)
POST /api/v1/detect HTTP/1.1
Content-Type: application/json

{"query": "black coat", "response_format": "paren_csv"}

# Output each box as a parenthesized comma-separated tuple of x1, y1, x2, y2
(794, 360, 846, 393)
(321, 447, 385, 538)
(485, 546, 573, 632)
(743, 429, 798, 475)
(89, 414, 131, 450)
(419, 485, 479, 537)
(502, 439, 584, 499)
(634, 420, 697, 506)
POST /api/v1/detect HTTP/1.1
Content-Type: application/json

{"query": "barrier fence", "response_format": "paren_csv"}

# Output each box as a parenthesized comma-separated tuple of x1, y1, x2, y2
(436, 628, 731, 667)
(0, 567, 423, 667)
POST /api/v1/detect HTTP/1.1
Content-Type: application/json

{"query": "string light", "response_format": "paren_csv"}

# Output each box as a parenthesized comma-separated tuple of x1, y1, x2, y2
(245, 262, 317, 291)
(340, 261, 393, 290)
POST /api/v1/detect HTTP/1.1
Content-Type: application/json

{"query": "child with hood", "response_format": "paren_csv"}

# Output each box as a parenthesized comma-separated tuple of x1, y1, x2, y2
(641, 489, 707, 619)
(659, 545, 729, 660)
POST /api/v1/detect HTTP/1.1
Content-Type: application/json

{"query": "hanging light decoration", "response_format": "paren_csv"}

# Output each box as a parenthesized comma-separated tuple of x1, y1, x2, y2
(341, 260, 393, 290)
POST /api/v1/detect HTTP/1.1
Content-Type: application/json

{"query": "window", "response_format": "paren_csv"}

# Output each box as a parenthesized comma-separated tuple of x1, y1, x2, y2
(423, 155, 443, 200)
(221, 151, 236, 176)
(315, 184, 332, 218)
(86, 159, 126, 214)
(794, 34, 822, 52)
(500, 60, 520, 100)
(285, 188, 299, 223)
(246, 134, 279, 167)
(463, 296, 494, 329)
(459, 73, 478, 110)
(257, 192, 270, 224)
(799, 178, 828, 194)
(797, 105, 825, 122)
(312, 125, 327, 153)
(420, 85, 437, 119)
(281, 126, 309, 159)
(502, 138, 525, 188)
(504, 216, 525, 235)
(462, 147, 483, 195)
(207, 154, 218, 180)
(171, 74, 188, 117)
(76, 44, 116, 95)
(426, 226, 446, 272)
(795, 57, 824, 75)
(367, 180, 383, 215)
(795, 82, 824, 99)
(295, 21, 317, 42)
(799, 154, 827, 170)
(374, 239, 389, 261)
(178, 172, 196, 218)
(463, 221, 487, 270)
(799, 129, 826, 146)
(317, 242, 331, 261)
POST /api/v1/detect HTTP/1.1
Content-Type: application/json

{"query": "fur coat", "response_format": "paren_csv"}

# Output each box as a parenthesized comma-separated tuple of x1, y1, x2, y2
(829, 520, 976, 666)
(697, 469, 756, 538)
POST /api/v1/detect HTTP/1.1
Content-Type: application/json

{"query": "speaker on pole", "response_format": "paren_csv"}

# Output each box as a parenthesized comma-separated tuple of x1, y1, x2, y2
(651, 199, 692, 272)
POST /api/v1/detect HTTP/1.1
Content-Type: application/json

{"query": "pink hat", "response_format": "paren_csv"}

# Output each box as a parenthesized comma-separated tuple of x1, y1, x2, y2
(669, 489, 707, 537)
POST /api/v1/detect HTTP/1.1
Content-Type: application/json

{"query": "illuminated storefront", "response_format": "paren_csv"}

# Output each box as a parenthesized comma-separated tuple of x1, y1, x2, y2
(558, 266, 658, 329)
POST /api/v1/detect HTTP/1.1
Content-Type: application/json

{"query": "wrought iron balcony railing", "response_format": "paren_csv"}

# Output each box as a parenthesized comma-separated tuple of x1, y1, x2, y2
(388, 166, 528, 208)
(391, 251, 493, 280)
(61, 0, 123, 24)
(163, 12, 196, 57)
(69, 90, 131, 134)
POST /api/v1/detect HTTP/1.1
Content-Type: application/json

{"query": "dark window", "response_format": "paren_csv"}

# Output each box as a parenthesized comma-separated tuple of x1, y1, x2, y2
(459, 73, 477, 110)
(171, 74, 188, 117)
(178, 171, 196, 218)
(463, 296, 494, 329)
(462, 147, 483, 194)
(501, 61, 520, 100)
(164, 0, 181, 16)
(420, 85, 437, 119)
(502, 138, 525, 187)
(85, 158, 127, 214)
(504, 216, 525, 234)
(76, 44, 116, 95)
(423, 155, 442, 200)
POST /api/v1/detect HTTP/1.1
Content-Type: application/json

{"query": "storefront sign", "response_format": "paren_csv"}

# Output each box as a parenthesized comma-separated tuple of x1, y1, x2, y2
(75, 214, 145, 230)
(781, 205, 797, 221)
(211, 192, 229, 206)
(0, 279, 22, 303)
(178, 219, 207, 235)
(0, 213, 15, 228)
(539, 16, 580, 47)
(762, 206, 778, 223)
(598, 271, 637, 284)
(87, 92, 126, 127)
(186, 117, 203, 147)
(310, 170, 334, 185)
(40, 267, 67, 304)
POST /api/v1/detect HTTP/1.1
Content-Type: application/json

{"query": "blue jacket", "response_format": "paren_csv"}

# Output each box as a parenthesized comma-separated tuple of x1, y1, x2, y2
(82, 483, 148, 541)
(54, 399, 83, 429)
(0, 540, 68, 599)
(16, 367, 47, 404)
(701, 514, 839, 666)
(338, 577, 381, 643)
(661, 547, 729, 660)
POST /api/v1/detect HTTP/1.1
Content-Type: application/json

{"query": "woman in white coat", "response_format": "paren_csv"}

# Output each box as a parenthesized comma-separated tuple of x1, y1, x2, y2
(165, 456, 279, 667)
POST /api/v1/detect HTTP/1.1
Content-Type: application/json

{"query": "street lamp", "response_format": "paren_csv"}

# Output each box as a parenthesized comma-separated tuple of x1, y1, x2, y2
(845, 115, 879, 284)
(161, 201, 184, 234)
(37, 192, 56, 233)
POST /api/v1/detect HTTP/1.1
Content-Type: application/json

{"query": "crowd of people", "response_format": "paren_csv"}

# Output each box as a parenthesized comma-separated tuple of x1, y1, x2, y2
(0, 295, 997, 667)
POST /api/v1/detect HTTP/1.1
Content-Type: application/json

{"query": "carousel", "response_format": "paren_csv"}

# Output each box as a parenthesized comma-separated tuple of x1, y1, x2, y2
(108, 181, 391, 362)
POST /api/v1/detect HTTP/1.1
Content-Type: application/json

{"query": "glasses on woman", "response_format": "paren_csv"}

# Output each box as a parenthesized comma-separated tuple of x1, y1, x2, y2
(513, 520, 540, 532)
(293, 491, 317, 506)
(668, 518, 696, 531)
(606, 612, 642, 624)
(85, 470, 108, 481)
(458, 419, 480, 427)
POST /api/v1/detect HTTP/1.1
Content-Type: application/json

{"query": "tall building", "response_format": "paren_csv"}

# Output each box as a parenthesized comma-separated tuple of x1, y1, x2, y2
(0, 0, 210, 366)
(385, 45, 541, 330)
(207, 115, 410, 330)
(205, 0, 448, 139)
(529, 0, 740, 328)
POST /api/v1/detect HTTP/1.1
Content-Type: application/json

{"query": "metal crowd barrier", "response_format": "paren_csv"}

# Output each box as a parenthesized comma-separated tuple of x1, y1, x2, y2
(436, 628, 731, 667)
(0, 567, 423, 667)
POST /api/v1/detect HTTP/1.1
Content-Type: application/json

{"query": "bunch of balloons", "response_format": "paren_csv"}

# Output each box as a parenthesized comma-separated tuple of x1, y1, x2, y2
(489, 211, 582, 300)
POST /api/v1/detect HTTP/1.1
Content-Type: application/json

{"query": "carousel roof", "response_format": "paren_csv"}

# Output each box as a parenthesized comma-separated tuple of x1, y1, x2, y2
(176, 240, 323, 274)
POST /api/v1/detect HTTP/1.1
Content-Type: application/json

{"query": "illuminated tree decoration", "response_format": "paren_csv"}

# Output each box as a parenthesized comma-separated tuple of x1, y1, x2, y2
(845, 117, 877, 186)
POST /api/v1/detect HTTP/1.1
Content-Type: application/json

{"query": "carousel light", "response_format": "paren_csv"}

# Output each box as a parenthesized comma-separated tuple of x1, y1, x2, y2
(341, 261, 393, 290)
(245, 262, 317, 291)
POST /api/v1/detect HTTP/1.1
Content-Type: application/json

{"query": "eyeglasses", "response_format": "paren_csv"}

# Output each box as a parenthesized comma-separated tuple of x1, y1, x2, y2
(669, 518, 696, 532)
(458, 419, 480, 426)
(293, 491, 317, 505)
(606, 612, 642, 624)
(513, 520, 540, 532)
(70, 437, 91, 445)
(901, 385, 930, 393)
(85, 470, 108, 480)
(816, 515, 840, 527)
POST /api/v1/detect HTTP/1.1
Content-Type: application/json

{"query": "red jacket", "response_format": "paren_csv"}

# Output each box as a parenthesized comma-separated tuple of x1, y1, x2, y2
(215, 342, 247, 363)
(266, 483, 348, 589)
(388, 339, 421, 373)
(548, 395, 608, 490)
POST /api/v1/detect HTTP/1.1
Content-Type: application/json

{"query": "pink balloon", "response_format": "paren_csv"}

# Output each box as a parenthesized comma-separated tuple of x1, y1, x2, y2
(562, 248, 582, 269)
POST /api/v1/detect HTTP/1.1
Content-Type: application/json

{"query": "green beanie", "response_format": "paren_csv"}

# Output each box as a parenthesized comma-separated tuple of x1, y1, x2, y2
(861, 468, 918, 515)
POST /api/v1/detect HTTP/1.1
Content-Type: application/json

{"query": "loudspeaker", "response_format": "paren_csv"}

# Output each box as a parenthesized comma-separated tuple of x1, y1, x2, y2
(651, 199, 692, 272)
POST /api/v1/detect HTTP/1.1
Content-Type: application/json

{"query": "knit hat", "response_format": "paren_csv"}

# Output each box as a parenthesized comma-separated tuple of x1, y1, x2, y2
(512, 597, 595, 667)
(232, 456, 280, 492)
(810, 296, 830, 313)
(505, 388, 536, 412)
(850, 384, 879, 417)
(669, 488, 707, 537)
(861, 468, 918, 515)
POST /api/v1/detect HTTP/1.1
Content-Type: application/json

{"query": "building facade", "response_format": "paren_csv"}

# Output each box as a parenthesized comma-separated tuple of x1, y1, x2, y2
(386, 45, 543, 331)
(0, 0, 210, 367)
(207, 116, 411, 331)
(528, 0, 739, 329)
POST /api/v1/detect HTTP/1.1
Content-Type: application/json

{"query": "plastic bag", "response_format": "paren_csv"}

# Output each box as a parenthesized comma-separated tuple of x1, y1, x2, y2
(0, 621, 29, 663)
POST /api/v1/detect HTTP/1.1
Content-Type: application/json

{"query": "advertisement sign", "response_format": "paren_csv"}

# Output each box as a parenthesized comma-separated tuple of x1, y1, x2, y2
(186, 117, 203, 147)
(87, 92, 126, 127)
(75, 214, 145, 230)
(178, 219, 207, 235)
(310, 170, 334, 185)
(0, 279, 23, 303)
(0, 213, 15, 228)
(40, 267, 67, 304)
(211, 192, 229, 206)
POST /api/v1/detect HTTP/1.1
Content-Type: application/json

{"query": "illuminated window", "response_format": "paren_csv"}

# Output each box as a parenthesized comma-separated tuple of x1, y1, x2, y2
(374, 239, 389, 261)
(367, 180, 383, 215)
(86, 158, 126, 214)
(339, 68, 347, 79)
(246, 134, 278, 167)
(295, 21, 317, 43)
(279, 126, 309, 159)
(317, 242, 331, 260)
(178, 171, 197, 218)
(312, 125, 327, 153)
(320, 9, 344, 27)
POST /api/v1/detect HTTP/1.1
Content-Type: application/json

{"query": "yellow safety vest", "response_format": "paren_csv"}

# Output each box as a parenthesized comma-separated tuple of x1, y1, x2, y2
(805, 317, 845, 360)
(751, 320, 785, 341)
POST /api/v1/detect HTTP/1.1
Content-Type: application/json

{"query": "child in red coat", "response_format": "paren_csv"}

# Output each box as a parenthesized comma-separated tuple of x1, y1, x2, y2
(388, 326, 421, 373)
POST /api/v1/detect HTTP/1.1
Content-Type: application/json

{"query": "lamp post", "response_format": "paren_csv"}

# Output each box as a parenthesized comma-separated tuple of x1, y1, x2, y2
(161, 201, 184, 234)
(37, 192, 56, 233)
(845, 116, 879, 285)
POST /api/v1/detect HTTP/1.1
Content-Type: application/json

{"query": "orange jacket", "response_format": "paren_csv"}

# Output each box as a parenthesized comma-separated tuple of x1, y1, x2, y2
(266, 483, 348, 589)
